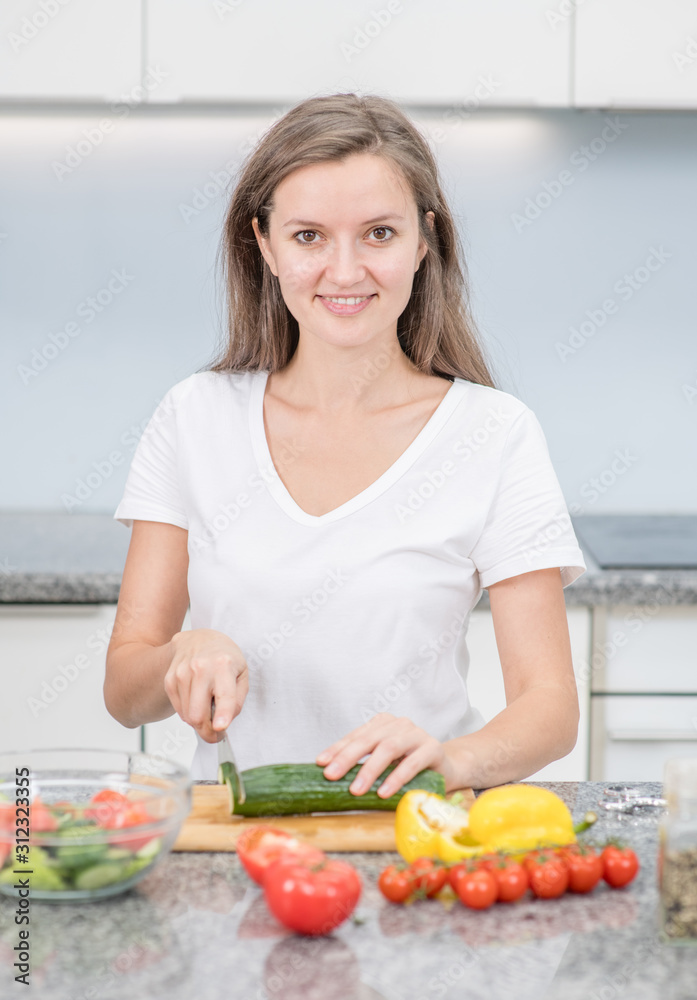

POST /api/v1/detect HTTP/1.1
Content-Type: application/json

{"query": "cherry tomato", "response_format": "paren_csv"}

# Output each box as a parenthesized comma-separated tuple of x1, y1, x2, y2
(84, 789, 130, 825)
(601, 846, 640, 888)
(491, 859, 529, 903)
(451, 867, 498, 910)
(235, 825, 326, 887)
(102, 801, 157, 853)
(378, 864, 414, 904)
(263, 855, 362, 936)
(29, 795, 59, 833)
(565, 848, 603, 894)
(526, 853, 569, 899)
(407, 857, 448, 898)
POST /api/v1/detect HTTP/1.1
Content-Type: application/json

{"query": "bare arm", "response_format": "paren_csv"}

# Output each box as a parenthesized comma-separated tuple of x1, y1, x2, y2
(442, 567, 580, 789)
(104, 520, 190, 728)
(104, 520, 249, 742)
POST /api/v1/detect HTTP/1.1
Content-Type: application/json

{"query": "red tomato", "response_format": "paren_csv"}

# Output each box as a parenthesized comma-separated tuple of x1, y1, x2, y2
(491, 860, 529, 903)
(378, 864, 414, 904)
(263, 855, 362, 936)
(601, 846, 640, 888)
(234, 826, 326, 886)
(84, 789, 130, 825)
(407, 857, 448, 898)
(451, 868, 498, 910)
(565, 849, 603, 894)
(526, 853, 569, 899)
(103, 802, 157, 853)
(29, 795, 58, 833)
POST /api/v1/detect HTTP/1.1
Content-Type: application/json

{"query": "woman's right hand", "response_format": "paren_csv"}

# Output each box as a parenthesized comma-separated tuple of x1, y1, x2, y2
(163, 629, 249, 744)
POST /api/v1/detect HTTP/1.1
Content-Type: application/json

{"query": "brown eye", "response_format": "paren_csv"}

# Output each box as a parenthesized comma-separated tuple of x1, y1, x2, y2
(370, 227, 395, 243)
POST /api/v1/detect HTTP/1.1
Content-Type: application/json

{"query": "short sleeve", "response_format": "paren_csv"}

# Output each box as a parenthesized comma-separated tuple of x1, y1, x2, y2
(469, 406, 586, 589)
(113, 385, 189, 530)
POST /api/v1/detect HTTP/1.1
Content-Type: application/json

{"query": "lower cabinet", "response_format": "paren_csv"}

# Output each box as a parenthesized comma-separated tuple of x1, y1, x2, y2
(0, 604, 141, 755)
(0, 604, 197, 771)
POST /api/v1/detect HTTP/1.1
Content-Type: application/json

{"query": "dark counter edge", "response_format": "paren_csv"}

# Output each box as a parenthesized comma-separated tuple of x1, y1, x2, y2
(1, 570, 696, 605)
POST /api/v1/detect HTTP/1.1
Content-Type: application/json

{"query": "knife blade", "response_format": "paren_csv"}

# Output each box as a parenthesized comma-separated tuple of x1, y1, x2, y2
(211, 696, 246, 808)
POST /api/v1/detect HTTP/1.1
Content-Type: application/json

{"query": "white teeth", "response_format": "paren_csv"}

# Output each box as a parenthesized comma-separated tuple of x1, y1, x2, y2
(324, 296, 371, 305)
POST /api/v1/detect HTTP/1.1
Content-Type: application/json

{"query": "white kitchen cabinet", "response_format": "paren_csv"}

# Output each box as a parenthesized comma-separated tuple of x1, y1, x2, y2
(146, 0, 571, 106)
(0, 605, 141, 754)
(0, 0, 141, 101)
(575, 1, 697, 109)
(466, 605, 592, 781)
(589, 604, 697, 780)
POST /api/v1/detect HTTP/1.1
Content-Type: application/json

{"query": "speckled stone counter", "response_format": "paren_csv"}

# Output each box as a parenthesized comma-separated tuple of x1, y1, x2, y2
(0, 782, 694, 1000)
(1, 512, 696, 605)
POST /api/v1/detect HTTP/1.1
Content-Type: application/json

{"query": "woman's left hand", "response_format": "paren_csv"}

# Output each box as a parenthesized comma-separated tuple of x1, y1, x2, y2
(314, 713, 459, 799)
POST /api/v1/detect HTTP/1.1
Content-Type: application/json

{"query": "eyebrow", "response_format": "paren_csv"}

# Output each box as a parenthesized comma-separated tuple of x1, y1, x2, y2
(281, 214, 406, 229)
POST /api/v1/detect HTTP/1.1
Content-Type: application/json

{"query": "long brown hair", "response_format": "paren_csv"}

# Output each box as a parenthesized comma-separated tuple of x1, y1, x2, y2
(204, 92, 497, 388)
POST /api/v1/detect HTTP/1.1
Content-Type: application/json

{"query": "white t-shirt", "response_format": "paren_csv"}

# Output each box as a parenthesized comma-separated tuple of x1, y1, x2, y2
(113, 369, 586, 779)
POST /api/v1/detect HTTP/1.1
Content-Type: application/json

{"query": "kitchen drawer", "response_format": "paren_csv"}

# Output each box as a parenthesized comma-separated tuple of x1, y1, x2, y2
(591, 605, 697, 693)
(590, 694, 697, 781)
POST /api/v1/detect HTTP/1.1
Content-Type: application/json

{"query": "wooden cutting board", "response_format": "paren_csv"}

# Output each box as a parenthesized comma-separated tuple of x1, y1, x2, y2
(172, 785, 475, 853)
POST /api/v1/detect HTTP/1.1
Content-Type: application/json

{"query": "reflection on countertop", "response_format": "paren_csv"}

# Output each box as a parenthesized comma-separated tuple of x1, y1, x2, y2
(0, 782, 693, 1000)
(0, 512, 696, 605)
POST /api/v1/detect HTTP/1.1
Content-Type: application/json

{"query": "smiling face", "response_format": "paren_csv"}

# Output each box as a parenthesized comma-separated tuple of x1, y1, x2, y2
(252, 153, 433, 352)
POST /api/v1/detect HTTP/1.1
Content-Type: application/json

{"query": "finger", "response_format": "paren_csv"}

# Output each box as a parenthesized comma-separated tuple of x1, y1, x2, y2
(372, 740, 443, 799)
(325, 716, 408, 788)
(188, 674, 222, 744)
(316, 713, 398, 767)
(348, 722, 431, 794)
(320, 716, 399, 780)
(164, 655, 193, 725)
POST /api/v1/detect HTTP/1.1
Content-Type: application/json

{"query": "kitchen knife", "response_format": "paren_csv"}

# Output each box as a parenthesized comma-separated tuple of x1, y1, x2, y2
(211, 696, 246, 808)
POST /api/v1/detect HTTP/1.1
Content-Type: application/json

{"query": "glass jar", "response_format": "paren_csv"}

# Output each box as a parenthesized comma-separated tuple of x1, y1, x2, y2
(658, 758, 697, 944)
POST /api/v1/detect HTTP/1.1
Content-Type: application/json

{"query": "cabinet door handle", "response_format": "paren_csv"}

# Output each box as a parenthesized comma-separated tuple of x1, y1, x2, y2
(607, 729, 697, 742)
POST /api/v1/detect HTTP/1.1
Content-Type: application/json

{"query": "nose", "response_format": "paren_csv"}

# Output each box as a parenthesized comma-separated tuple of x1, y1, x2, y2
(321, 237, 368, 289)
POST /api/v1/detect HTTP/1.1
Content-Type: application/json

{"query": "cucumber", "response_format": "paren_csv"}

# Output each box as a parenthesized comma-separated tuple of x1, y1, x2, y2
(227, 762, 446, 817)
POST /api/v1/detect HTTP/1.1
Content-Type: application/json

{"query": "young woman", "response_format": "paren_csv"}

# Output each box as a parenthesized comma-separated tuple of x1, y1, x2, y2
(106, 93, 586, 796)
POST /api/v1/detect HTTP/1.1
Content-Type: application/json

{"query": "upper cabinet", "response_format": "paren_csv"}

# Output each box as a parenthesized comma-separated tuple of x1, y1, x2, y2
(145, 0, 571, 106)
(575, 0, 697, 109)
(0, 0, 141, 101)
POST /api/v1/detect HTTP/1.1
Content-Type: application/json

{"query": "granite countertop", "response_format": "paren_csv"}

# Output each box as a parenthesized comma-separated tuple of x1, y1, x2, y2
(0, 512, 696, 605)
(0, 781, 694, 1000)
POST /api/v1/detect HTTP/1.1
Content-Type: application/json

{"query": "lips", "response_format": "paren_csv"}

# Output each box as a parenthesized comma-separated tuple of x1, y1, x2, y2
(318, 294, 376, 316)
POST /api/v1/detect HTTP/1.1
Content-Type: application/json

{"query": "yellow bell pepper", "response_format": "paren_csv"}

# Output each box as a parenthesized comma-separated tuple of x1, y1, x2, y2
(395, 784, 577, 864)
(394, 790, 495, 864)
(468, 784, 576, 853)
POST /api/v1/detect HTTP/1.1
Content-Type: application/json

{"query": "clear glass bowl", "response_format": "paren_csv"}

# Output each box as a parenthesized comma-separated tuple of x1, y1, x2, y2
(0, 748, 191, 902)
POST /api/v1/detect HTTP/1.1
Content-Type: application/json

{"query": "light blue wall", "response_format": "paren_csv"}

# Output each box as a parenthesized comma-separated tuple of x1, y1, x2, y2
(1, 107, 694, 514)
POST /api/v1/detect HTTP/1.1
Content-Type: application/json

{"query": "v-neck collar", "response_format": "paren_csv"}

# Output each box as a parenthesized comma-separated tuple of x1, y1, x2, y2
(248, 370, 466, 526)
